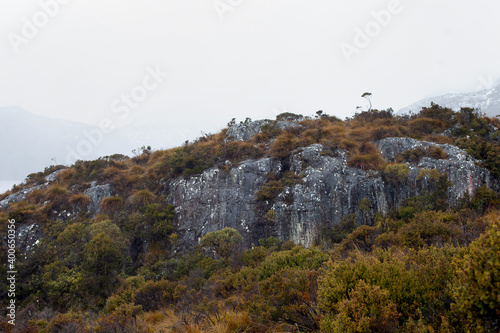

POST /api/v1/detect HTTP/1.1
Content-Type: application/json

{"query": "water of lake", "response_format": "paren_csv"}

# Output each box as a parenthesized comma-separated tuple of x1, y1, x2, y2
(0, 180, 23, 194)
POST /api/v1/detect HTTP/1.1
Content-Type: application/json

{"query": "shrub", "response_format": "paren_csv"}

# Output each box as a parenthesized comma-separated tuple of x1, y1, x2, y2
(408, 118, 445, 136)
(472, 185, 499, 212)
(130, 189, 156, 208)
(99, 196, 124, 214)
(276, 112, 303, 121)
(429, 146, 448, 159)
(353, 109, 394, 123)
(335, 225, 379, 254)
(258, 246, 328, 280)
(318, 214, 357, 246)
(451, 213, 500, 332)
(269, 132, 300, 160)
(256, 172, 303, 202)
(135, 280, 179, 311)
(320, 280, 401, 333)
(84, 232, 124, 275)
(68, 193, 92, 210)
(47, 311, 91, 332)
(397, 146, 448, 163)
(44, 184, 71, 201)
(319, 247, 457, 328)
(417, 103, 456, 124)
(201, 228, 243, 261)
(252, 268, 320, 331)
(347, 152, 386, 171)
(397, 211, 461, 248)
(382, 163, 410, 185)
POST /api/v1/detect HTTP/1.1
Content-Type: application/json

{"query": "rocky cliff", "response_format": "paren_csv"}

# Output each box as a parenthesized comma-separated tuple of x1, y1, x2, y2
(166, 133, 496, 250)
(2, 115, 498, 254)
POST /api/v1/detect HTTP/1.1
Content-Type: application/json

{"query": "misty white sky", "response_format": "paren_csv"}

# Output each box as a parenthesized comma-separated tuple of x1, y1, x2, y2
(1, 0, 500, 141)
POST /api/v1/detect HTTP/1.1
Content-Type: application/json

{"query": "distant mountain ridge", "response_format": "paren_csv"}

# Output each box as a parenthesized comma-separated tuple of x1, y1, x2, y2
(0, 106, 211, 182)
(398, 83, 500, 117)
(0, 106, 136, 180)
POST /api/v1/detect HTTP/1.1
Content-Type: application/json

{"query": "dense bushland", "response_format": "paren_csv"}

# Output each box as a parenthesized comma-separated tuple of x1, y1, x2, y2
(0, 105, 499, 332)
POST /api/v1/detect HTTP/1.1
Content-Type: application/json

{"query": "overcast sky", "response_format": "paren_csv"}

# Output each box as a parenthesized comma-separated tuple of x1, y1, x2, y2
(1, 0, 500, 139)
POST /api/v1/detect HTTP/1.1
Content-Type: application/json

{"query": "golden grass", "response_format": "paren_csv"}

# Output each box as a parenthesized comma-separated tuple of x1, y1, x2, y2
(130, 189, 157, 208)
(347, 152, 386, 171)
(99, 196, 124, 214)
(44, 184, 71, 202)
(150, 309, 257, 333)
(68, 193, 92, 209)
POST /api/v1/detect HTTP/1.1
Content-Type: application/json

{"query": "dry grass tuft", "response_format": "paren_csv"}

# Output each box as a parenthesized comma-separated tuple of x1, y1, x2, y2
(99, 196, 124, 214)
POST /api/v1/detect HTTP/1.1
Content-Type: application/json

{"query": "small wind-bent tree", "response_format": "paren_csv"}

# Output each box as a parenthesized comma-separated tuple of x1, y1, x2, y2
(362, 92, 372, 112)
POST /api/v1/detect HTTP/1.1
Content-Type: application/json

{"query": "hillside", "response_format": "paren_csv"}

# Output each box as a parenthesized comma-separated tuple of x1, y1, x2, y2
(1, 104, 499, 332)
(398, 83, 500, 118)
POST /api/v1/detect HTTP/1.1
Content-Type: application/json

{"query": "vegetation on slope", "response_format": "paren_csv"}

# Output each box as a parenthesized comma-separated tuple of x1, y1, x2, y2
(0, 104, 499, 332)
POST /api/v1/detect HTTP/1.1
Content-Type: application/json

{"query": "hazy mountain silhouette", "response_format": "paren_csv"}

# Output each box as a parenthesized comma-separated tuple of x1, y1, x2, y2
(398, 83, 500, 117)
(0, 106, 136, 180)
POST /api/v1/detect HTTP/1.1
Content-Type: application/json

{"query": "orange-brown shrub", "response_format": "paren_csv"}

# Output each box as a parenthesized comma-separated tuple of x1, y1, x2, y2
(408, 118, 445, 136)
(68, 193, 92, 210)
(100, 196, 124, 214)
(270, 132, 300, 160)
(44, 184, 71, 201)
(130, 190, 156, 208)
(347, 152, 386, 171)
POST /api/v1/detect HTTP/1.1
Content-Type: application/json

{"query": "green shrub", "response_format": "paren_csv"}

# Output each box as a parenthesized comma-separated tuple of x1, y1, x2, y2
(452, 212, 500, 332)
(382, 163, 410, 185)
(256, 172, 303, 202)
(320, 280, 400, 333)
(252, 268, 320, 331)
(319, 247, 457, 328)
(201, 227, 243, 262)
(257, 246, 328, 280)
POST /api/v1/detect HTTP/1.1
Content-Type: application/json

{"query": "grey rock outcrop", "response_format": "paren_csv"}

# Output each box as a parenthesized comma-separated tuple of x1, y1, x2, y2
(84, 181, 113, 214)
(167, 138, 497, 250)
(377, 137, 495, 201)
(44, 169, 65, 182)
(226, 119, 301, 141)
(167, 158, 282, 250)
(16, 223, 43, 255)
(0, 170, 65, 209)
(0, 185, 44, 209)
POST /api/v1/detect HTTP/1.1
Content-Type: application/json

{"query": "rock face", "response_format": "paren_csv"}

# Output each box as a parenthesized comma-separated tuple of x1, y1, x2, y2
(0, 187, 37, 209)
(84, 181, 113, 214)
(167, 137, 498, 250)
(377, 138, 495, 202)
(0, 170, 65, 255)
(226, 119, 301, 141)
(0, 169, 64, 209)
(1, 127, 496, 253)
(16, 223, 43, 255)
(167, 158, 282, 250)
